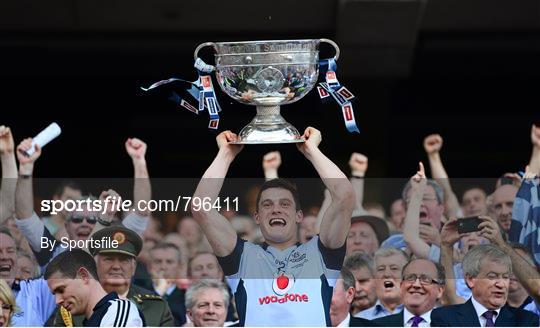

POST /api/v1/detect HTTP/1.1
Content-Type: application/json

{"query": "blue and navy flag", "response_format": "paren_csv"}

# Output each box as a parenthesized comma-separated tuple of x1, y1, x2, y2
(510, 177, 540, 266)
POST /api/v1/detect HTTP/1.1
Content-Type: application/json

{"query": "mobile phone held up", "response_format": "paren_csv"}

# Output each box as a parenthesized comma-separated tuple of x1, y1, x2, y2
(457, 216, 483, 234)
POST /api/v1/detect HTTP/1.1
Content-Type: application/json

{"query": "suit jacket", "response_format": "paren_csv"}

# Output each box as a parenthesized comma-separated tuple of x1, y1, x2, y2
(350, 316, 379, 327)
(431, 298, 540, 327)
(373, 311, 404, 327)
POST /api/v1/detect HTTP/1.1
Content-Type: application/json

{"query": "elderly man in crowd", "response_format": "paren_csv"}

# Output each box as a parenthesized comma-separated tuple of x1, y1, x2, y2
(330, 267, 377, 327)
(374, 259, 445, 327)
(185, 280, 230, 327)
(431, 244, 539, 326)
(356, 247, 408, 320)
(343, 253, 377, 317)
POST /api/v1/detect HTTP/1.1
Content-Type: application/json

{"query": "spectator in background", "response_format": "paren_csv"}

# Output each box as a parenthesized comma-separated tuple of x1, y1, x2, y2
(346, 212, 389, 257)
(330, 267, 377, 327)
(230, 216, 257, 242)
(185, 280, 229, 327)
(0, 126, 17, 230)
(509, 125, 540, 266)
(177, 216, 206, 258)
(357, 247, 408, 320)
(478, 216, 540, 309)
(389, 199, 406, 233)
(149, 243, 187, 326)
(42, 180, 83, 240)
(431, 244, 539, 327)
(0, 227, 55, 326)
(462, 187, 488, 217)
(490, 184, 518, 233)
(14, 137, 152, 270)
(374, 259, 445, 327)
(262, 151, 281, 181)
(189, 252, 223, 281)
(343, 253, 377, 317)
(423, 134, 460, 219)
(298, 215, 318, 243)
(402, 163, 442, 261)
(0, 279, 16, 327)
(16, 251, 38, 280)
(505, 244, 536, 310)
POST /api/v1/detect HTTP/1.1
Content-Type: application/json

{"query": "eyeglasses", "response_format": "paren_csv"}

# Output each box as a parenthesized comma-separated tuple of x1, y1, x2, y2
(69, 216, 97, 224)
(403, 273, 441, 286)
(0, 303, 12, 313)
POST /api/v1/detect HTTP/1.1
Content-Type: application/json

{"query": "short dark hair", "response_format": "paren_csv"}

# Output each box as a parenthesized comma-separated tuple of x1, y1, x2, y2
(255, 179, 301, 211)
(401, 259, 446, 285)
(151, 242, 182, 263)
(44, 249, 99, 280)
(53, 180, 82, 198)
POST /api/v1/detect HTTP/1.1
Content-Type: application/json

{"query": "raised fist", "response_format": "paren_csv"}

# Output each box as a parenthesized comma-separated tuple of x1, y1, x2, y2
(423, 134, 443, 155)
(0, 126, 14, 155)
(349, 153, 368, 177)
(125, 138, 147, 161)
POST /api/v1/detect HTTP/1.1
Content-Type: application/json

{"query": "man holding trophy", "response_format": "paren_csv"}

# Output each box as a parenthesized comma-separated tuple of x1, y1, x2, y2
(191, 127, 355, 326)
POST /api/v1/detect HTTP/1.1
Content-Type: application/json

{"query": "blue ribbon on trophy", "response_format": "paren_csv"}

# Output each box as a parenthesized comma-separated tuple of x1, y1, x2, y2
(317, 58, 360, 133)
(140, 58, 223, 130)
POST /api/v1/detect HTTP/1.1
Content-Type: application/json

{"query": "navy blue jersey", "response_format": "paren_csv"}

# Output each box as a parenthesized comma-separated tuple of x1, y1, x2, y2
(83, 292, 144, 327)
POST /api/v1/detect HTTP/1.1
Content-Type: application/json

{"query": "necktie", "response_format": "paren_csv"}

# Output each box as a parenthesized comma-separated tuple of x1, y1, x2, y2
(411, 315, 423, 327)
(483, 310, 496, 327)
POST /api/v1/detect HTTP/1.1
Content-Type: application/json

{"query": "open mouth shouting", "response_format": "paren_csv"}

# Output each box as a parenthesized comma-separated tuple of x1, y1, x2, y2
(0, 264, 13, 278)
(269, 218, 287, 227)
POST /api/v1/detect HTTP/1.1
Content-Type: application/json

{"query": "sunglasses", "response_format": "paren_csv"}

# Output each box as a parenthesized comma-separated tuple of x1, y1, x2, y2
(69, 216, 97, 224)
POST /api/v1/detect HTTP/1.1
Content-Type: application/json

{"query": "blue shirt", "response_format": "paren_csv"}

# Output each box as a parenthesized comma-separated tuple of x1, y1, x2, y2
(355, 300, 404, 320)
(11, 278, 56, 327)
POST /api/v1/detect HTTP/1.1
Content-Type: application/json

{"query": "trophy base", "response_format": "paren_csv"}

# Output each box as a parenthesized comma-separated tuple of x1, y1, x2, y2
(231, 106, 305, 144)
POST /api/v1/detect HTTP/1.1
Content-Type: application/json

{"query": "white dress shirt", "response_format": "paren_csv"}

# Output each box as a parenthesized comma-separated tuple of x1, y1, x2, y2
(471, 296, 501, 327)
(337, 313, 351, 327)
(403, 307, 432, 327)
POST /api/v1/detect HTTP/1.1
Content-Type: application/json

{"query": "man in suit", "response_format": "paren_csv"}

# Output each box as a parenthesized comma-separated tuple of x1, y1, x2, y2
(330, 267, 377, 327)
(431, 244, 539, 327)
(374, 259, 445, 327)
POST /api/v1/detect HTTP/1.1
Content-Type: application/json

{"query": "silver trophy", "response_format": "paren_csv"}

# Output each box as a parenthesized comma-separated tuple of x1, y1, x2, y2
(194, 39, 340, 144)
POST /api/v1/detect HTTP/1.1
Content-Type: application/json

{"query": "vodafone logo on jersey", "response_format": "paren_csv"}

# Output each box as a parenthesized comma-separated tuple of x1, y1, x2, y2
(272, 273, 294, 296)
(258, 272, 309, 305)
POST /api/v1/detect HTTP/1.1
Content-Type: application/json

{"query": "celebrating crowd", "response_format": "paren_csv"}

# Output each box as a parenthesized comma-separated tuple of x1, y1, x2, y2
(0, 123, 539, 327)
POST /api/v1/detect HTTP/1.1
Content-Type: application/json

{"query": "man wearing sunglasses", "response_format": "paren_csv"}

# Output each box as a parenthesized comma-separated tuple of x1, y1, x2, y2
(374, 259, 445, 327)
(13, 137, 151, 274)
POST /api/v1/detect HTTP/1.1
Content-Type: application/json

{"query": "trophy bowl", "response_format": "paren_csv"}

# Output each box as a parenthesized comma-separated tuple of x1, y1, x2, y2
(194, 39, 340, 144)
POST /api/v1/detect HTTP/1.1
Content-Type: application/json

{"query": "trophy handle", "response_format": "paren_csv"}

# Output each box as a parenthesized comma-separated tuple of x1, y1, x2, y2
(194, 42, 217, 68)
(319, 38, 340, 61)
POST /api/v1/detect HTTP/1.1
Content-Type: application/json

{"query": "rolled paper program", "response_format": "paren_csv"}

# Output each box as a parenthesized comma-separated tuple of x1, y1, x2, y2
(25, 122, 62, 156)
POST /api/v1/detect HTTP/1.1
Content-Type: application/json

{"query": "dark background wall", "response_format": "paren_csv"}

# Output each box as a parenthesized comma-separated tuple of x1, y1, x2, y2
(1, 0, 540, 185)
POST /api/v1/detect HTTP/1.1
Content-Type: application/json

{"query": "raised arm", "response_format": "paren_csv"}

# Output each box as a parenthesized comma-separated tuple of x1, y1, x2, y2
(349, 152, 367, 211)
(439, 217, 466, 305)
(262, 151, 281, 181)
(15, 138, 41, 220)
(529, 124, 540, 175)
(125, 138, 151, 217)
(423, 134, 460, 218)
(191, 131, 243, 256)
(0, 126, 17, 224)
(296, 127, 355, 249)
(479, 216, 540, 303)
(403, 162, 432, 259)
